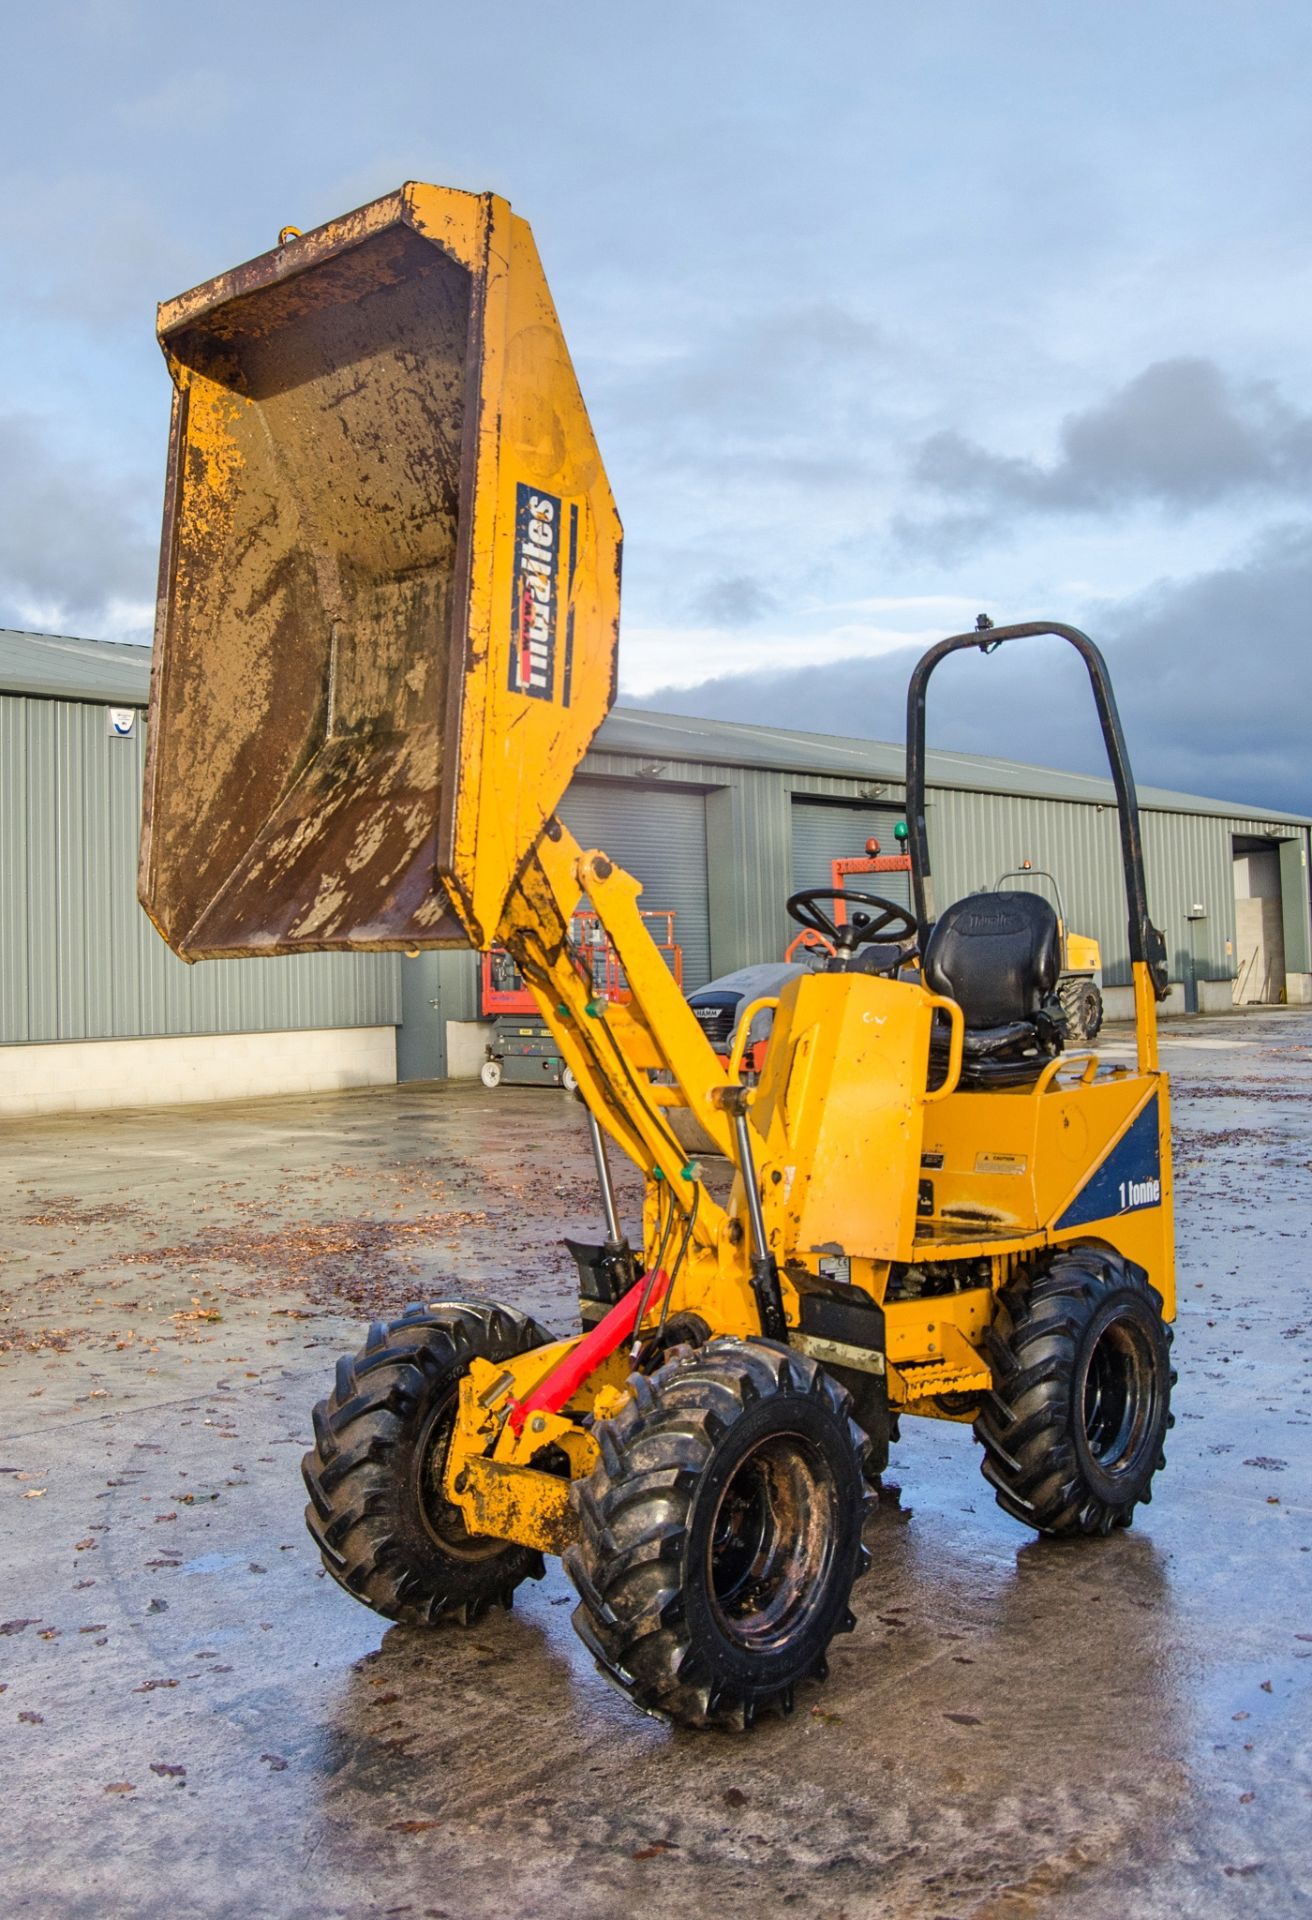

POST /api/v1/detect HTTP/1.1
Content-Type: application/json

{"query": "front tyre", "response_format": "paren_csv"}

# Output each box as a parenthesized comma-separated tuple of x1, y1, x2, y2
(302, 1301, 553, 1625)
(975, 1246, 1173, 1536)
(566, 1340, 870, 1729)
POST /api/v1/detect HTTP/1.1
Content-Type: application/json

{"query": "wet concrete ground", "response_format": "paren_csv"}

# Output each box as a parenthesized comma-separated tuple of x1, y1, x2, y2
(2, 1009, 1311, 1919)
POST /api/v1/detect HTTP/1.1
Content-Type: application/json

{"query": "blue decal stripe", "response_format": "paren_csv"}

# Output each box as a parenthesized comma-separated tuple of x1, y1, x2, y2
(562, 503, 578, 709)
(1055, 1095, 1161, 1231)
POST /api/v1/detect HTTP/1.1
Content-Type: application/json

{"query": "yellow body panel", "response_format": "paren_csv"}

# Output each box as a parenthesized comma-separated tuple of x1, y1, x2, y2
(751, 972, 932, 1265)
(923, 1073, 1145, 1232)
(1064, 930, 1101, 974)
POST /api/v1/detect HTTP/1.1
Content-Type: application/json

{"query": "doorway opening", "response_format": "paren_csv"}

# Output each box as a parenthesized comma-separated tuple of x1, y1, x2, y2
(1232, 836, 1287, 1004)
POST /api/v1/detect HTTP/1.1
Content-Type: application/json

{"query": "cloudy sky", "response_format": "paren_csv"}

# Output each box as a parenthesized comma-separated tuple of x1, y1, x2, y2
(4, 1, 1310, 811)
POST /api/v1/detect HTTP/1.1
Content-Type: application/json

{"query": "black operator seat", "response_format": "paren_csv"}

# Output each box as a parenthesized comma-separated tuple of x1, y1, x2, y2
(922, 891, 1065, 1088)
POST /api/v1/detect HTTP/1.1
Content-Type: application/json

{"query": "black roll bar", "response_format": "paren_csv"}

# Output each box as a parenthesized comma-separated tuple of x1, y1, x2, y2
(904, 621, 1168, 999)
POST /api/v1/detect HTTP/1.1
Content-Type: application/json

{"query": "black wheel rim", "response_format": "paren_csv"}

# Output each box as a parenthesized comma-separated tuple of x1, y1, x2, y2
(705, 1432, 837, 1651)
(1081, 1316, 1159, 1476)
(415, 1394, 505, 1561)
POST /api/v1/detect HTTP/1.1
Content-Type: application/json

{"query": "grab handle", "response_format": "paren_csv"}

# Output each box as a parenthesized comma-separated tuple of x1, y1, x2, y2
(924, 995, 964, 1102)
(726, 996, 780, 1082)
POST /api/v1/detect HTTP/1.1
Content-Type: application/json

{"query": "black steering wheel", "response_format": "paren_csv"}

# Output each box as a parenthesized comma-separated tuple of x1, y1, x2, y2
(785, 887, 918, 964)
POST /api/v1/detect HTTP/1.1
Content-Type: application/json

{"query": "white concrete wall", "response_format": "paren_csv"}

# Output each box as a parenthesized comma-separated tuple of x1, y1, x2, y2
(445, 1020, 490, 1080)
(0, 1027, 396, 1117)
(1102, 982, 1189, 1021)
(1197, 979, 1236, 1013)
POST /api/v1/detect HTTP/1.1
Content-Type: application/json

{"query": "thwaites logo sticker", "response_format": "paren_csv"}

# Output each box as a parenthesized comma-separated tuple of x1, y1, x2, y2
(509, 484, 575, 704)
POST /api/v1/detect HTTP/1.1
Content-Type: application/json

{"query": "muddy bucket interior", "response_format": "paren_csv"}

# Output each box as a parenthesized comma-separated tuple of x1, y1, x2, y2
(141, 184, 621, 960)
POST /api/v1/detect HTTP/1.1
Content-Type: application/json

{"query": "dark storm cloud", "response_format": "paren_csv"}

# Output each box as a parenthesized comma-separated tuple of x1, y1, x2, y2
(628, 522, 1312, 819)
(909, 358, 1312, 521)
(694, 575, 779, 626)
(0, 414, 156, 633)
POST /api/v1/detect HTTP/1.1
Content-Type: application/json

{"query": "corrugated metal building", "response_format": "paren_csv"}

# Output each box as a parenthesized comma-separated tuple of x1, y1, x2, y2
(424, 708, 1312, 1073)
(4, 628, 1309, 1108)
(0, 630, 401, 1113)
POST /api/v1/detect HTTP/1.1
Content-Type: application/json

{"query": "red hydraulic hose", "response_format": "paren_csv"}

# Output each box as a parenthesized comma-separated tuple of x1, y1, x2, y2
(508, 1269, 669, 1433)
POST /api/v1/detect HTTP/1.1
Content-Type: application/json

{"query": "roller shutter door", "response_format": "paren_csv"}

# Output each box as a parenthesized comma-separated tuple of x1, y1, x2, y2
(559, 779, 711, 989)
(790, 800, 911, 909)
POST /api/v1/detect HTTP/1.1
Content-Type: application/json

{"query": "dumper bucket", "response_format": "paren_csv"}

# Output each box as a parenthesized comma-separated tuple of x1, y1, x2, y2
(139, 182, 622, 958)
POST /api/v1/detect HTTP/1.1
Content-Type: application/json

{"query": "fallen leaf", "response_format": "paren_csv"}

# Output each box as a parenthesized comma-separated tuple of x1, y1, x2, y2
(632, 1843, 671, 1860)
(18, 1711, 44, 1725)
(723, 1786, 748, 1808)
(259, 1752, 288, 1771)
(150, 1763, 186, 1779)
(0, 1619, 40, 1636)
(388, 1819, 440, 1833)
(134, 1678, 179, 1693)
(74, 1538, 97, 1552)
(944, 1712, 982, 1726)
(23, 1489, 47, 1499)
(103, 1782, 136, 1795)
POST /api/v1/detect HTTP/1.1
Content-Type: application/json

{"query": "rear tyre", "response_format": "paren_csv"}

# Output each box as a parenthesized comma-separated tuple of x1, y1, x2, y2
(1059, 977, 1103, 1043)
(302, 1301, 553, 1624)
(565, 1339, 870, 1729)
(974, 1246, 1173, 1536)
(560, 1065, 578, 1093)
(479, 1058, 503, 1089)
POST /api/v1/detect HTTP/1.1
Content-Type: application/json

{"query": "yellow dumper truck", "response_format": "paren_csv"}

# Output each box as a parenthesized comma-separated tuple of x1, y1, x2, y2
(140, 183, 1176, 1730)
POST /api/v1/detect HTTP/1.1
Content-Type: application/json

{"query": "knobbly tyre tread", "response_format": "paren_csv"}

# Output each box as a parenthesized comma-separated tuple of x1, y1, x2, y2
(302, 1301, 553, 1626)
(974, 1246, 1175, 1537)
(565, 1338, 871, 1730)
(1058, 976, 1103, 1043)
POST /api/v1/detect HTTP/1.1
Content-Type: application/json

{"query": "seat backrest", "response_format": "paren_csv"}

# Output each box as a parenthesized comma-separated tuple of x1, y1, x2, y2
(923, 891, 1061, 1029)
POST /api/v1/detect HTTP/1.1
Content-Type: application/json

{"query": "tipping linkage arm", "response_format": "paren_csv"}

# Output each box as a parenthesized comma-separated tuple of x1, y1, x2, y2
(498, 818, 736, 1222)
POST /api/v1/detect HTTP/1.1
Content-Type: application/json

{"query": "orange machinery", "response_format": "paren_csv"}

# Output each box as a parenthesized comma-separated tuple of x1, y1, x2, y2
(480, 910, 682, 1087)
